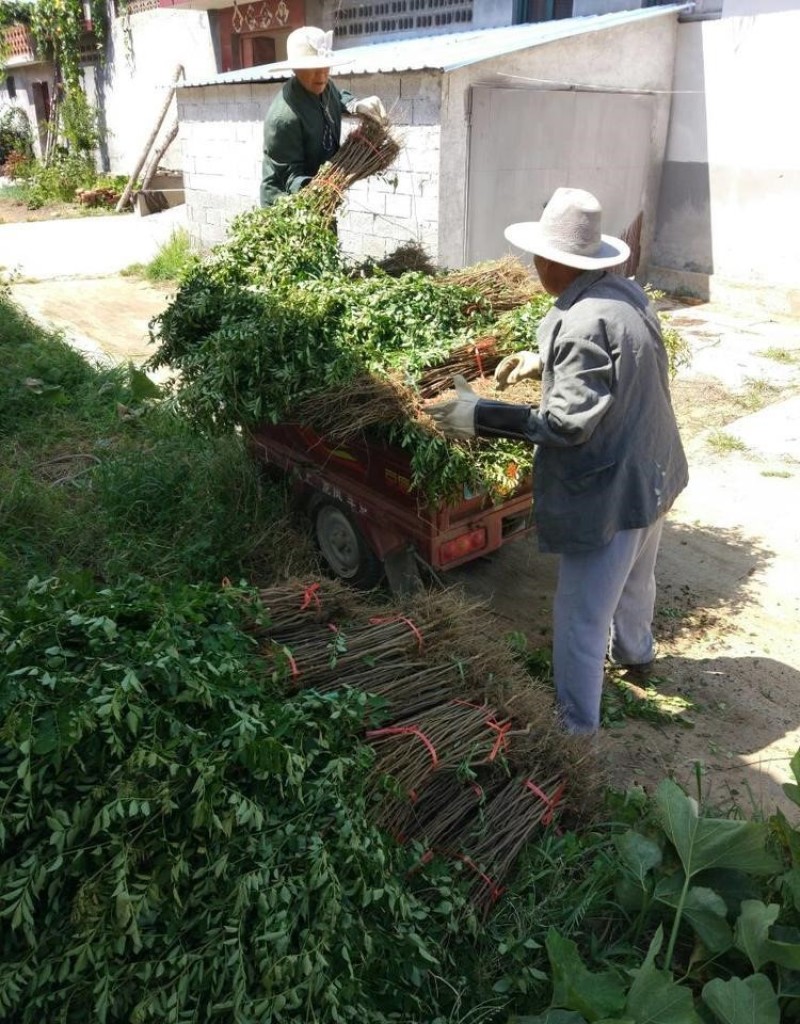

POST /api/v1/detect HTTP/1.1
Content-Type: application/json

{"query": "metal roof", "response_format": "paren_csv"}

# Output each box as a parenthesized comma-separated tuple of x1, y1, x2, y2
(182, 5, 690, 88)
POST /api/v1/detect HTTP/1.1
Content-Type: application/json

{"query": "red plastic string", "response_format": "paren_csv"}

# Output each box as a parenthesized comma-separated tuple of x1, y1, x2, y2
(285, 651, 300, 679)
(453, 853, 505, 903)
(365, 726, 439, 769)
(451, 699, 511, 760)
(368, 615, 424, 653)
(523, 778, 566, 826)
(299, 582, 322, 612)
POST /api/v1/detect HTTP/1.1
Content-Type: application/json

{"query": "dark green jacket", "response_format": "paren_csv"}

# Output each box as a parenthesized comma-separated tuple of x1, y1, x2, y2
(260, 78, 354, 207)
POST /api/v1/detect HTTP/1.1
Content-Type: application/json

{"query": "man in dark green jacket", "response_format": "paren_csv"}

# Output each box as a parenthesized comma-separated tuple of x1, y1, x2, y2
(260, 26, 386, 207)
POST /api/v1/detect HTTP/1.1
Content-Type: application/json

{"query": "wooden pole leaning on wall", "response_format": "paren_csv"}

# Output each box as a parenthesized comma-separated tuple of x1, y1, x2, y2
(115, 64, 185, 214)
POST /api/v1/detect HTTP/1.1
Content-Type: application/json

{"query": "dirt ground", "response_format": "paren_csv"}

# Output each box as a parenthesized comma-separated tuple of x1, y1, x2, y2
(8, 274, 800, 819)
(0, 194, 114, 224)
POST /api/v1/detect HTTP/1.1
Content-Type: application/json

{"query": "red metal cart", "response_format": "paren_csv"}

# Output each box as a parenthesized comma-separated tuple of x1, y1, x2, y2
(248, 422, 533, 592)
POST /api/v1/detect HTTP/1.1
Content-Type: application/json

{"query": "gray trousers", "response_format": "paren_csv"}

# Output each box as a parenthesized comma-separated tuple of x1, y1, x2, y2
(552, 517, 665, 733)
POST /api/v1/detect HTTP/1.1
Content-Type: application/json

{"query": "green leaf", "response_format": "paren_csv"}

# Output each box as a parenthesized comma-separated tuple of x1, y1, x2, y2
(655, 877, 732, 954)
(736, 903, 800, 971)
(735, 901, 780, 971)
(510, 1013, 588, 1024)
(625, 926, 702, 1024)
(546, 929, 627, 1020)
(701, 974, 779, 1024)
(615, 830, 663, 886)
(654, 779, 780, 878)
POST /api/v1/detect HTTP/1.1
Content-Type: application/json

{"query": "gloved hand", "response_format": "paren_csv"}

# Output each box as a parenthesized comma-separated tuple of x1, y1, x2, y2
(426, 375, 478, 439)
(494, 350, 541, 389)
(350, 96, 387, 123)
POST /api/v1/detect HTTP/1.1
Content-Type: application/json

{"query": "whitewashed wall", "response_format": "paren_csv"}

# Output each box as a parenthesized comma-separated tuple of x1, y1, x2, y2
(177, 70, 443, 261)
(96, 8, 217, 176)
(650, 8, 800, 314)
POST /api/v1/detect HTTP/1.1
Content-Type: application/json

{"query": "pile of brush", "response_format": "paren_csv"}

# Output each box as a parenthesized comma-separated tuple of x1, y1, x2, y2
(149, 116, 554, 505)
(247, 578, 596, 912)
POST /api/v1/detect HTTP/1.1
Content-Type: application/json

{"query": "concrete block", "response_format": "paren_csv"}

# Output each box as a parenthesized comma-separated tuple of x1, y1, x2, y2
(385, 192, 412, 219)
(386, 99, 413, 125)
(345, 210, 375, 234)
(410, 197, 440, 224)
(399, 73, 441, 104)
(412, 100, 441, 126)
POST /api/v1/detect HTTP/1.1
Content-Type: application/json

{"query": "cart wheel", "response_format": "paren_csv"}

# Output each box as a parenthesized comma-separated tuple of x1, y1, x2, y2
(312, 498, 384, 590)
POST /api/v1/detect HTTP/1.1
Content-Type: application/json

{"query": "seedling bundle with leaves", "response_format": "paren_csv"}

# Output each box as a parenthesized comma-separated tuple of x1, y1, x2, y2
(148, 121, 552, 504)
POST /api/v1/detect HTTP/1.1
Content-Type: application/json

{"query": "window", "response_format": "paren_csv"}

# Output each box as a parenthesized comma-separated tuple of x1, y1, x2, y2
(6, 76, 16, 100)
(233, 32, 276, 69)
(334, 0, 473, 40)
(520, 0, 572, 21)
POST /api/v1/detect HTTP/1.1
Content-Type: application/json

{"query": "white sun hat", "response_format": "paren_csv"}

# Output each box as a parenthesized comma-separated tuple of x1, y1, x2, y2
(265, 26, 352, 70)
(504, 188, 630, 270)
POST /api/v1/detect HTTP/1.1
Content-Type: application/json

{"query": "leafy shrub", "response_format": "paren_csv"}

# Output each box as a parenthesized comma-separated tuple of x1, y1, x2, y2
(0, 575, 474, 1023)
(0, 104, 33, 166)
(24, 151, 97, 207)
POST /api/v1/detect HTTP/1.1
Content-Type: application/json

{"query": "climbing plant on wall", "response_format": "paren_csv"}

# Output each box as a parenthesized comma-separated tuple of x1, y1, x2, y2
(28, 0, 107, 90)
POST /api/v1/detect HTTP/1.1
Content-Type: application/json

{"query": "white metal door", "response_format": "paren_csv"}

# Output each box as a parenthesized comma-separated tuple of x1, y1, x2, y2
(464, 85, 656, 265)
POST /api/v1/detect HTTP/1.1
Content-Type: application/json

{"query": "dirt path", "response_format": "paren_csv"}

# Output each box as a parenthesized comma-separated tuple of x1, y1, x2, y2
(9, 276, 800, 817)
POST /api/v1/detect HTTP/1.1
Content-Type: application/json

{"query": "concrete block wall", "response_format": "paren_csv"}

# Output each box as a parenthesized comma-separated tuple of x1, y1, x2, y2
(336, 72, 442, 264)
(178, 70, 444, 261)
(178, 82, 275, 248)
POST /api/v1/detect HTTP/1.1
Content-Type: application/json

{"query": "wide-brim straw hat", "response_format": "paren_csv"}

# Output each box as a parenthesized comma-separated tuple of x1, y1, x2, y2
(265, 27, 352, 71)
(505, 187, 630, 270)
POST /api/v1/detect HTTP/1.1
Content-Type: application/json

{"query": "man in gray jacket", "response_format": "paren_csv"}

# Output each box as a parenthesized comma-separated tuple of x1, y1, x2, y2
(429, 187, 688, 734)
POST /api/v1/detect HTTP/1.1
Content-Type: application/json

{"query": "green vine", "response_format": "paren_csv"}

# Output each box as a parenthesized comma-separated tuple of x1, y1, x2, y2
(27, 0, 108, 91)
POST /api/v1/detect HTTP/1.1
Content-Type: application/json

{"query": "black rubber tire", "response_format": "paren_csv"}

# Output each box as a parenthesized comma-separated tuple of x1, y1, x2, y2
(311, 497, 384, 590)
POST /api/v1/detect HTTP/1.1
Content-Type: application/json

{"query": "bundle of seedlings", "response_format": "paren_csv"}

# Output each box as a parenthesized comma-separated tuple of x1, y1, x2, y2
(242, 577, 587, 910)
(436, 256, 542, 313)
(148, 121, 557, 506)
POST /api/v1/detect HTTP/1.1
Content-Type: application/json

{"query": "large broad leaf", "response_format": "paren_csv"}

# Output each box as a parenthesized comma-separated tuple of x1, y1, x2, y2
(778, 867, 800, 913)
(654, 781, 779, 878)
(735, 901, 780, 971)
(782, 750, 800, 808)
(615, 831, 663, 887)
(735, 901, 800, 971)
(546, 929, 627, 1021)
(655, 877, 733, 954)
(701, 975, 779, 1024)
(510, 1013, 589, 1024)
(625, 926, 702, 1024)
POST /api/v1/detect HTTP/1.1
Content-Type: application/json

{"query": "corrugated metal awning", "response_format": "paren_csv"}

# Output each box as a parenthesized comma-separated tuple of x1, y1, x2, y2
(181, 5, 689, 88)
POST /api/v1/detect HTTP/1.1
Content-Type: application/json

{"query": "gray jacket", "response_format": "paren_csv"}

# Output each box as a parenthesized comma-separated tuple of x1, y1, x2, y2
(475, 270, 688, 553)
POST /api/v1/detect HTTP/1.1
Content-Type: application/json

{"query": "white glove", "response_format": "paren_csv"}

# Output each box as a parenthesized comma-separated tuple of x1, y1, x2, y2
(494, 351, 541, 389)
(426, 375, 478, 439)
(350, 96, 387, 123)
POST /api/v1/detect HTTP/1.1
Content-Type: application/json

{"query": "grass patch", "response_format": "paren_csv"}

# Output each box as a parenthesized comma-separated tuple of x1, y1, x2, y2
(761, 346, 800, 364)
(122, 227, 196, 282)
(706, 429, 749, 454)
(737, 377, 782, 412)
(0, 285, 314, 596)
(761, 468, 794, 478)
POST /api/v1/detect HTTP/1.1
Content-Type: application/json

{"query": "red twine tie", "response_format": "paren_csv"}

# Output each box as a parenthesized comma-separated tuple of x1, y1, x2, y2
(368, 615, 424, 653)
(365, 726, 439, 769)
(523, 779, 566, 826)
